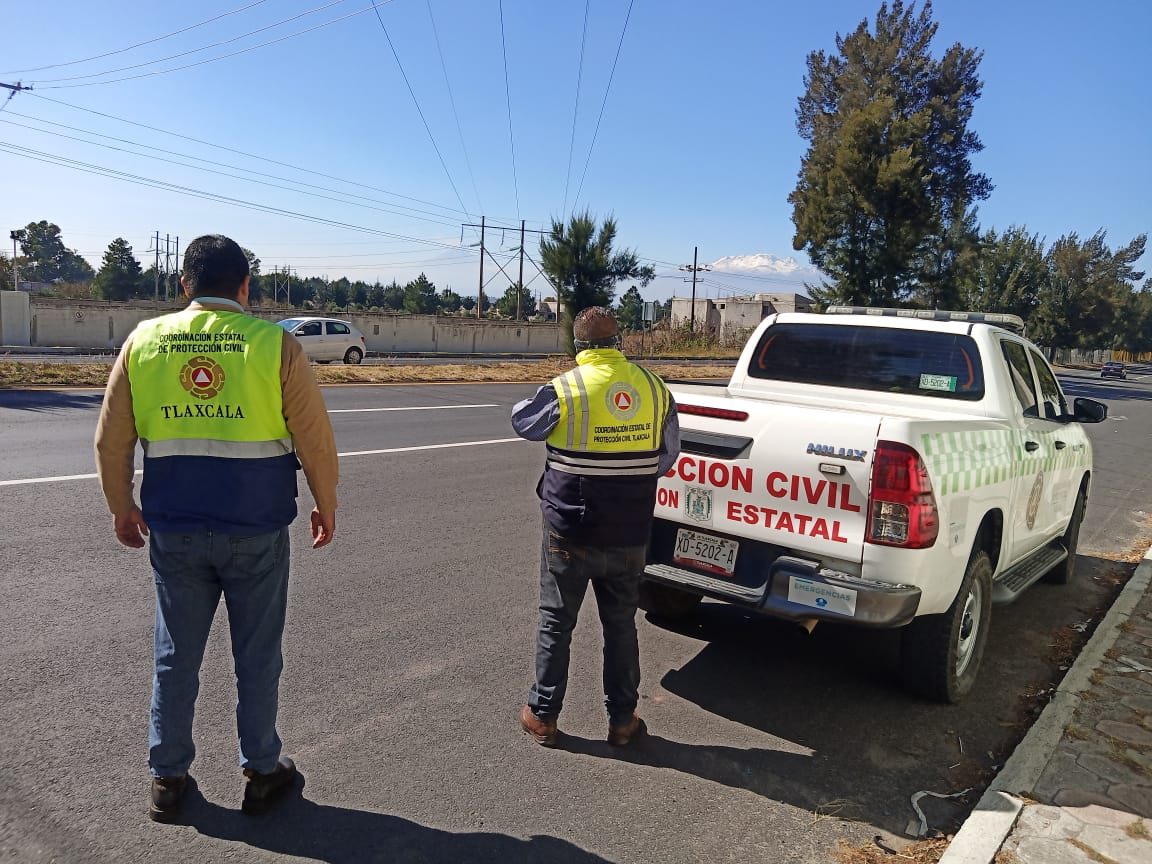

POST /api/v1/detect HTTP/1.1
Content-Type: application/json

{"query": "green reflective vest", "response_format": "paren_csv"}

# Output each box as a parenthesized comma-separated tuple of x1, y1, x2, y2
(546, 349, 669, 470)
(127, 307, 290, 459)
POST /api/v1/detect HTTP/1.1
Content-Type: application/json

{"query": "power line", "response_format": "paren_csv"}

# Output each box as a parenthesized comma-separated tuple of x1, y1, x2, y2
(31, 0, 343, 84)
(1, 0, 272, 75)
(1, 113, 463, 227)
(498, 0, 520, 217)
(571, 0, 637, 209)
(27, 91, 471, 218)
(425, 0, 483, 215)
(0, 141, 469, 250)
(371, 3, 474, 224)
(36, 2, 388, 89)
(561, 0, 591, 217)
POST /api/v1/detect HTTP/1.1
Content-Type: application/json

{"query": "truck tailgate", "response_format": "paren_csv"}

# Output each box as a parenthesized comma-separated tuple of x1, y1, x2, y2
(657, 395, 881, 566)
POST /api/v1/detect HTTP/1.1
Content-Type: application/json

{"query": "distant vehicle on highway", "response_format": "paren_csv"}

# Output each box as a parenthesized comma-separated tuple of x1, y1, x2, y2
(1100, 361, 1127, 380)
(277, 316, 366, 364)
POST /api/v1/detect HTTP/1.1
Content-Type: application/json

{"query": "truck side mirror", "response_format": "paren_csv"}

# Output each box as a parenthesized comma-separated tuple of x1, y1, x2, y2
(1071, 397, 1107, 424)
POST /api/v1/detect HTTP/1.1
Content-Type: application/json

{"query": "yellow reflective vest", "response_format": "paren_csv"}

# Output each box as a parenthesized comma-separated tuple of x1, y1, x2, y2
(546, 348, 670, 469)
(128, 307, 290, 458)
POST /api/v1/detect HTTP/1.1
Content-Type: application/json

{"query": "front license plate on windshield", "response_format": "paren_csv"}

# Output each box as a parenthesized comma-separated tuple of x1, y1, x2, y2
(673, 529, 739, 577)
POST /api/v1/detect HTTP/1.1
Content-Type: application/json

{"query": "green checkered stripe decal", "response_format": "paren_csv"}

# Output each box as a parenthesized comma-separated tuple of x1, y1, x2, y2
(919, 428, 1086, 496)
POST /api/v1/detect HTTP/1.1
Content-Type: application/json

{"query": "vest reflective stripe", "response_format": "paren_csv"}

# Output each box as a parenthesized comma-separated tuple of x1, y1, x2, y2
(546, 451, 661, 470)
(545, 450, 660, 476)
(636, 365, 668, 435)
(557, 371, 577, 449)
(142, 438, 293, 459)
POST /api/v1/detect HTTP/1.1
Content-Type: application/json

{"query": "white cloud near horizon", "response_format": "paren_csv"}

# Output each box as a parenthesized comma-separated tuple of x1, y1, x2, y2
(708, 253, 815, 277)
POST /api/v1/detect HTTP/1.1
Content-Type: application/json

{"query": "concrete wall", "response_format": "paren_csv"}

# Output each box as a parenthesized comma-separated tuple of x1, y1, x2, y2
(1, 291, 32, 346)
(24, 298, 564, 354)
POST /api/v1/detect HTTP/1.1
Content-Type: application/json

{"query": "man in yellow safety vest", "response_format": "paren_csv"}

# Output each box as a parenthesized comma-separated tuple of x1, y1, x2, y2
(94, 234, 338, 821)
(512, 306, 679, 747)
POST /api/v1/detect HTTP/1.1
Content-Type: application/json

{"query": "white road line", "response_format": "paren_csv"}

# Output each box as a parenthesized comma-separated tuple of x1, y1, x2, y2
(0, 472, 103, 486)
(339, 437, 526, 457)
(0, 438, 529, 486)
(327, 404, 498, 414)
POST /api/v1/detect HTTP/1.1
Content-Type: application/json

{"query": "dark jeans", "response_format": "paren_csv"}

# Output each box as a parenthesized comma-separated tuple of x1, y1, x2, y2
(529, 526, 646, 726)
(148, 528, 290, 777)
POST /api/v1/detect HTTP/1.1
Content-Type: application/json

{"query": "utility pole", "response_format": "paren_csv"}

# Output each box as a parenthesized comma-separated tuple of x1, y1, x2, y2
(4, 228, 19, 344)
(164, 233, 172, 302)
(462, 217, 552, 320)
(151, 231, 161, 304)
(477, 215, 485, 319)
(9, 230, 18, 291)
(679, 246, 711, 333)
(516, 219, 525, 321)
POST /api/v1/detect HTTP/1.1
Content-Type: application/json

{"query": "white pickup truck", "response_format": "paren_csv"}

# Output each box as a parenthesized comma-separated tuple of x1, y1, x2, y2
(642, 307, 1109, 702)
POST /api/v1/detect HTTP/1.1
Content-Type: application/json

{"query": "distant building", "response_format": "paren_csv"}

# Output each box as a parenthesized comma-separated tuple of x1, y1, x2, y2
(537, 297, 561, 321)
(670, 292, 814, 340)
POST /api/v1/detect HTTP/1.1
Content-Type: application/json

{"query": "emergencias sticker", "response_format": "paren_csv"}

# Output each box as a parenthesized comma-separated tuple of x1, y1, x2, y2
(919, 373, 957, 392)
(787, 576, 857, 616)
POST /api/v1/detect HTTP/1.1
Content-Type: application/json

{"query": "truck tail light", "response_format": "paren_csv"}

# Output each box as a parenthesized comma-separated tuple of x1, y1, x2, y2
(867, 441, 938, 548)
(678, 404, 749, 421)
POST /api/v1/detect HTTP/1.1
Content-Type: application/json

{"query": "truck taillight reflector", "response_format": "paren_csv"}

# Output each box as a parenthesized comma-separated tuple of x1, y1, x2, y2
(867, 441, 938, 548)
(678, 404, 749, 421)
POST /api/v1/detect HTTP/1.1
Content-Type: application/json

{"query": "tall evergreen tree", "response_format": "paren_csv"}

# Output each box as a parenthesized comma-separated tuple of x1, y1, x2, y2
(965, 225, 1047, 320)
(616, 285, 645, 331)
(93, 238, 143, 301)
(539, 211, 653, 351)
(403, 273, 439, 314)
(14, 221, 94, 283)
(1030, 231, 1146, 351)
(789, 1, 991, 306)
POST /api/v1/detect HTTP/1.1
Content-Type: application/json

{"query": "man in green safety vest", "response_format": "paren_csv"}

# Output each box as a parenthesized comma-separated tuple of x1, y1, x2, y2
(512, 306, 679, 747)
(95, 234, 338, 821)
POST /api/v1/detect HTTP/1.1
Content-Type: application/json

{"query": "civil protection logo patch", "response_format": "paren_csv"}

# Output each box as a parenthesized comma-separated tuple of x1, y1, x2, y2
(605, 381, 641, 421)
(684, 487, 712, 524)
(179, 356, 226, 400)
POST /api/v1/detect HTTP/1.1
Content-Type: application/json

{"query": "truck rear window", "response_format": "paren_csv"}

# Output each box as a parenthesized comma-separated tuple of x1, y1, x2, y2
(748, 323, 985, 400)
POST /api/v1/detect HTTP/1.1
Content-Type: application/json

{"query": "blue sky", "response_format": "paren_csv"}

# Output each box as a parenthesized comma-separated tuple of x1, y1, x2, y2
(1, 0, 1148, 304)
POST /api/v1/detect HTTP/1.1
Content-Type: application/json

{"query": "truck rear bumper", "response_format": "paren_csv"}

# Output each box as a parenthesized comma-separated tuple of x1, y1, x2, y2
(643, 555, 921, 628)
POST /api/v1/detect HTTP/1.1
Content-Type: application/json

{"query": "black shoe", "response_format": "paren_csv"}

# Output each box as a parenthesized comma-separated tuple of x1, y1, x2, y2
(149, 775, 187, 823)
(241, 756, 298, 815)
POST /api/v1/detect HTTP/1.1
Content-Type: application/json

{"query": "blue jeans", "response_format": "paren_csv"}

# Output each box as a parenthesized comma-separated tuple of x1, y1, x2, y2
(148, 528, 290, 777)
(529, 526, 646, 726)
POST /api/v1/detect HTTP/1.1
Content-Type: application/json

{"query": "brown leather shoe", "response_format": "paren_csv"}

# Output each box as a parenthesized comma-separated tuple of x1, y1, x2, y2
(148, 775, 187, 823)
(607, 713, 647, 747)
(520, 704, 558, 747)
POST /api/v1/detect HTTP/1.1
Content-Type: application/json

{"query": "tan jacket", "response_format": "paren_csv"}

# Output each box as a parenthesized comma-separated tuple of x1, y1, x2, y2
(94, 301, 339, 517)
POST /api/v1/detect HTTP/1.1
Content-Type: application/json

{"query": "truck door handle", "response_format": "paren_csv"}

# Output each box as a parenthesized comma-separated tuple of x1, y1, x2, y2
(1054, 440, 1067, 450)
(1025, 441, 1040, 452)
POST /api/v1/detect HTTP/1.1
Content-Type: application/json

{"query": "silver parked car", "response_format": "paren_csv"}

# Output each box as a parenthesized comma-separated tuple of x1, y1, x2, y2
(277, 317, 366, 364)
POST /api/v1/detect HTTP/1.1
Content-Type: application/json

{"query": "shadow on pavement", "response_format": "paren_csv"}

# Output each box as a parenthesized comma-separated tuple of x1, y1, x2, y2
(183, 778, 613, 864)
(561, 731, 822, 809)
(621, 561, 1126, 836)
(0, 390, 105, 412)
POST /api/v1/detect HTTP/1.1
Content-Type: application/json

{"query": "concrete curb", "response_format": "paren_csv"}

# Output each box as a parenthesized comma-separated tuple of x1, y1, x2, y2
(937, 544, 1152, 864)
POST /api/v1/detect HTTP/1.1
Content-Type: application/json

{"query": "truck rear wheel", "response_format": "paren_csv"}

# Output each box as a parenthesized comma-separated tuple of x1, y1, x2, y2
(1044, 488, 1086, 585)
(899, 550, 992, 704)
(639, 582, 702, 620)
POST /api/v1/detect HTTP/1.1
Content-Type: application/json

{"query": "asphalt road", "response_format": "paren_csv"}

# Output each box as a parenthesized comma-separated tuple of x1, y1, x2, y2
(0, 367, 1149, 863)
